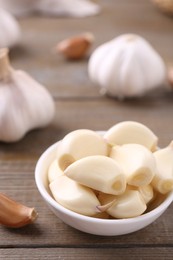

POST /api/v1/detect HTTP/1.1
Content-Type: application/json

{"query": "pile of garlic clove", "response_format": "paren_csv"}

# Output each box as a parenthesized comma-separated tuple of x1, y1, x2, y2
(48, 121, 173, 219)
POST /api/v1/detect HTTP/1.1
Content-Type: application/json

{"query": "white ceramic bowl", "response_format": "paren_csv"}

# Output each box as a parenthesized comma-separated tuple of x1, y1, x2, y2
(35, 138, 173, 236)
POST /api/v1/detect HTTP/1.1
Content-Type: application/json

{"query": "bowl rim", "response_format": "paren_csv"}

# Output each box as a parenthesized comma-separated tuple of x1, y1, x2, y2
(35, 135, 173, 225)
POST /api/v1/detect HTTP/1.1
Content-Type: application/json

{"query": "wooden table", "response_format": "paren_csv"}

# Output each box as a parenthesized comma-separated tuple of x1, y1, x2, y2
(1, 0, 173, 259)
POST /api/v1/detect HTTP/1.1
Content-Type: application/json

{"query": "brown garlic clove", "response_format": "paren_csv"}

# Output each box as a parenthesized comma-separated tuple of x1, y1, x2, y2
(56, 32, 94, 60)
(167, 65, 173, 89)
(0, 192, 38, 228)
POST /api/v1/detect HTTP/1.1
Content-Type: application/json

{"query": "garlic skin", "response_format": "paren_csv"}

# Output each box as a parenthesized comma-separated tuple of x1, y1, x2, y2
(0, 9, 20, 48)
(0, 48, 55, 142)
(0, 0, 100, 17)
(88, 34, 166, 99)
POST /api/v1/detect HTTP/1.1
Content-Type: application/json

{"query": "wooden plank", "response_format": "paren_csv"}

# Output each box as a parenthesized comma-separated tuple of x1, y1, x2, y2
(0, 168, 173, 247)
(1, 247, 173, 260)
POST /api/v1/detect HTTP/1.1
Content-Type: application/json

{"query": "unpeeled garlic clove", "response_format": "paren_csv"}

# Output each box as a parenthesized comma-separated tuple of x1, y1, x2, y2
(48, 159, 64, 183)
(57, 129, 109, 171)
(56, 32, 94, 60)
(110, 144, 156, 187)
(104, 121, 158, 151)
(152, 141, 173, 194)
(0, 48, 55, 142)
(0, 192, 38, 228)
(108, 190, 146, 218)
(64, 155, 126, 195)
(49, 175, 101, 216)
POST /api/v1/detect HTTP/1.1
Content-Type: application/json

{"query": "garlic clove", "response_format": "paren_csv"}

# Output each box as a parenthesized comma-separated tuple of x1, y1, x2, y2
(101, 190, 147, 219)
(57, 129, 109, 171)
(104, 121, 158, 151)
(56, 32, 94, 60)
(0, 48, 55, 142)
(64, 155, 126, 195)
(88, 34, 166, 99)
(0, 8, 21, 48)
(110, 144, 156, 187)
(48, 159, 64, 183)
(49, 175, 101, 216)
(0, 192, 38, 228)
(127, 184, 154, 204)
(152, 141, 173, 194)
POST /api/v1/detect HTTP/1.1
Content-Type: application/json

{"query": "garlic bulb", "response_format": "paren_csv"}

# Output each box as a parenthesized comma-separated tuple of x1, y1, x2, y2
(0, 0, 100, 17)
(0, 8, 20, 48)
(88, 34, 166, 99)
(0, 48, 55, 142)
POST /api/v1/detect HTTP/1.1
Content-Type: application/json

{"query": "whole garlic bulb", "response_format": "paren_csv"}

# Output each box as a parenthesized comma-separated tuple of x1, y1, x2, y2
(0, 48, 55, 142)
(88, 34, 166, 99)
(0, 0, 100, 17)
(0, 8, 20, 48)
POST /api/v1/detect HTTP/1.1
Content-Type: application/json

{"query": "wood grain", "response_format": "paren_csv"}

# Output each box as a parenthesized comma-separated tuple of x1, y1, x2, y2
(1, 0, 173, 259)
(1, 248, 173, 260)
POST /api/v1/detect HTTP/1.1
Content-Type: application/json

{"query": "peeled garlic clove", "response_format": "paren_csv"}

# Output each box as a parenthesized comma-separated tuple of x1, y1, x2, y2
(104, 121, 158, 151)
(65, 155, 126, 195)
(127, 185, 154, 204)
(152, 141, 173, 194)
(56, 32, 94, 60)
(105, 190, 147, 219)
(57, 129, 109, 171)
(49, 175, 100, 216)
(138, 185, 154, 204)
(0, 8, 20, 48)
(88, 33, 166, 99)
(48, 159, 64, 183)
(110, 144, 156, 187)
(0, 48, 55, 142)
(0, 192, 38, 228)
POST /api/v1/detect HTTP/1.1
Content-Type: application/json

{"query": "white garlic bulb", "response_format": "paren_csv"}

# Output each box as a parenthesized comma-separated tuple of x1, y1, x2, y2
(0, 0, 100, 17)
(0, 8, 20, 48)
(0, 48, 55, 142)
(88, 34, 166, 99)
